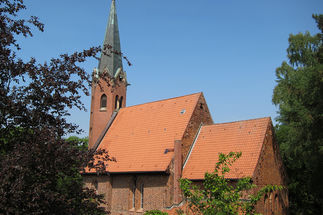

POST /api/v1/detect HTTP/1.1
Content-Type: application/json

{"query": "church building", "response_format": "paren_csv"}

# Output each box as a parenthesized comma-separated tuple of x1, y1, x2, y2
(83, 1, 289, 214)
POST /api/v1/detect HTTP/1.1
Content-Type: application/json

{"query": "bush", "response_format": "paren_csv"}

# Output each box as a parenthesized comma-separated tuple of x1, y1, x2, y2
(144, 210, 168, 215)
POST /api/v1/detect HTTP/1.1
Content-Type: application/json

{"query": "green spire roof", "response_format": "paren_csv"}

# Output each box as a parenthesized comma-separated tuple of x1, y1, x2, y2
(98, 0, 123, 77)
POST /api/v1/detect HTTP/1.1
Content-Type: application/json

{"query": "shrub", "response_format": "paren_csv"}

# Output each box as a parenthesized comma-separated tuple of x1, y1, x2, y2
(144, 210, 168, 215)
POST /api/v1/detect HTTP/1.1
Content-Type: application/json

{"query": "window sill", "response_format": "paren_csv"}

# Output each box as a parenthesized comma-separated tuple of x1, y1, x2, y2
(129, 208, 135, 212)
(99, 108, 107, 112)
(136, 208, 144, 213)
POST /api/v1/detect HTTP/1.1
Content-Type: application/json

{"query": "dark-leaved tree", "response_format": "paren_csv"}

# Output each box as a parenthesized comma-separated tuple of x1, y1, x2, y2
(273, 14, 323, 214)
(0, 0, 113, 214)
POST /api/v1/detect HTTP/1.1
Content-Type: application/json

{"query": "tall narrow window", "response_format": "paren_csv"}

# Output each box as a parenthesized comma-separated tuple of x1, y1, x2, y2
(132, 184, 136, 209)
(140, 184, 144, 209)
(119, 96, 123, 108)
(115, 95, 119, 109)
(264, 194, 268, 215)
(100, 94, 107, 110)
(130, 177, 137, 211)
(274, 194, 278, 214)
(92, 179, 98, 191)
(269, 193, 273, 214)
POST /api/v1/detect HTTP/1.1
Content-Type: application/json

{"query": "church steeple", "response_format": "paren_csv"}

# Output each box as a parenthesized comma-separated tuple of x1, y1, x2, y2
(89, 0, 127, 149)
(98, 0, 123, 77)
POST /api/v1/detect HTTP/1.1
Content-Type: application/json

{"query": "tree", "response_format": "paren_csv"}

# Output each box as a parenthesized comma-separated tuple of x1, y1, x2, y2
(66, 136, 89, 151)
(272, 14, 323, 214)
(0, 0, 113, 214)
(180, 152, 281, 215)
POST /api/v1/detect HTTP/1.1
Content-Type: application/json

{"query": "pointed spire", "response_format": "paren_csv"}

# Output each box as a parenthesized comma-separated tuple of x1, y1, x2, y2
(98, 0, 123, 77)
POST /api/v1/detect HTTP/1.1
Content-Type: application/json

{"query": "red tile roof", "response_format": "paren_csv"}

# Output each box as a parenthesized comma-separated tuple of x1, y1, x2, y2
(182, 117, 270, 180)
(97, 93, 202, 173)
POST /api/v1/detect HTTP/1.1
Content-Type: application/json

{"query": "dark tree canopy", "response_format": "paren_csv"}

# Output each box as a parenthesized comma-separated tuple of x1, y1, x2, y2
(0, 0, 113, 214)
(272, 14, 323, 214)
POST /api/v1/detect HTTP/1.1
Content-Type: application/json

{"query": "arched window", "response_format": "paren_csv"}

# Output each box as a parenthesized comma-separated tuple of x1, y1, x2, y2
(264, 194, 268, 215)
(269, 193, 273, 214)
(92, 179, 98, 191)
(100, 94, 107, 109)
(130, 177, 137, 211)
(132, 184, 136, 209)
(274, 194, 279, 214)
(115, 95, 119, 109)
(119, 96, 123, 108)
(140, 184, 144, 209)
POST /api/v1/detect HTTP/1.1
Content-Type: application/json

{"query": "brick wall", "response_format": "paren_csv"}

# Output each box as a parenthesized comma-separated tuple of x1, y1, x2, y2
(89, 77, 127, 149)
(252, 121, 289, 214)
(110, 175, 133, 213)
(181, 93, 213, 162)
(84, 173, 172, 215)
(83, 175, 112, 211)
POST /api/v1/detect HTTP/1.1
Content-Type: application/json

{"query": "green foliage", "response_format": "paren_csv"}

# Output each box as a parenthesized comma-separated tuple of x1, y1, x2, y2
(272, 14, 323, 214)
(180, 152, 282, 215)
(144, 210, 168, 215)
(66, 136, 89, 151)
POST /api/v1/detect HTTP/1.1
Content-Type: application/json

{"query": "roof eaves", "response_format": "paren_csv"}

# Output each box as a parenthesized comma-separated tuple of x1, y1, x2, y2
(187, 177, 242, 181)
(109, 170, 168, 175)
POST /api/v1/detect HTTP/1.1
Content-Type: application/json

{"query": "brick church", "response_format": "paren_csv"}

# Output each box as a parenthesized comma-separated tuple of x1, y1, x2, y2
(83, 1, 289, 214)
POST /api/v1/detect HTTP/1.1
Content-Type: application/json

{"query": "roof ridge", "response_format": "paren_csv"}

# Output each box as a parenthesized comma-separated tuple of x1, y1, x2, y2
(204, 117, 271, 127)
(123, 92, 202, 109)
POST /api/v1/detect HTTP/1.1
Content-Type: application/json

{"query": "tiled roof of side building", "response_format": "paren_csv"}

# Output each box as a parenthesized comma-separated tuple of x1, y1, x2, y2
(182, 117, 271, 180)
(97, 92, 202, 173)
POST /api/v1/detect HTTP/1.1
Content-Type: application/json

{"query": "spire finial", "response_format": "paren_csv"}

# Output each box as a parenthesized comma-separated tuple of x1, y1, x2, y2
(98, 0, 123, 77)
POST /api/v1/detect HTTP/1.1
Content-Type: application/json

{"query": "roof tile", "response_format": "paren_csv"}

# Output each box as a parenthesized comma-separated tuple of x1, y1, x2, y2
(182, 117, 270, 180)
(98, 93, 202, 173)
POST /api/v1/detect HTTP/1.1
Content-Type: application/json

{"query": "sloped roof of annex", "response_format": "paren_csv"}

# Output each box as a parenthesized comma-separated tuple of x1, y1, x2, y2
(182, 117, 271, 180)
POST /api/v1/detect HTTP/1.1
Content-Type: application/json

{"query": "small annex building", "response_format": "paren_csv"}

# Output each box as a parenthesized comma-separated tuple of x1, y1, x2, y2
(83, 1, 289, 214)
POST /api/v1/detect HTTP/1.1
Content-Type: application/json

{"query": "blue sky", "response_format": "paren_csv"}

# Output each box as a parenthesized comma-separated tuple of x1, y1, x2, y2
(18, 0, 323, 137)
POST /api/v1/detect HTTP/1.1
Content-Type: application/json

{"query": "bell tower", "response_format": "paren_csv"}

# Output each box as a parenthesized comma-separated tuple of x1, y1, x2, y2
(89, 0, 127, 148)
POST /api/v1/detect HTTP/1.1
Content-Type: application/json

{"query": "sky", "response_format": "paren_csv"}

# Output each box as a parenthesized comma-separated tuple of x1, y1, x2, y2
(18, 0, 323, 137)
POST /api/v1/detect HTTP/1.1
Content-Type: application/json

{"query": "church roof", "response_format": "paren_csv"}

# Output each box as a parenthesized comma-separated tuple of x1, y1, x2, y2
(97, 92, 203, 173)
(182, 117, 271, 180)
(98, 0, 123, 76)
